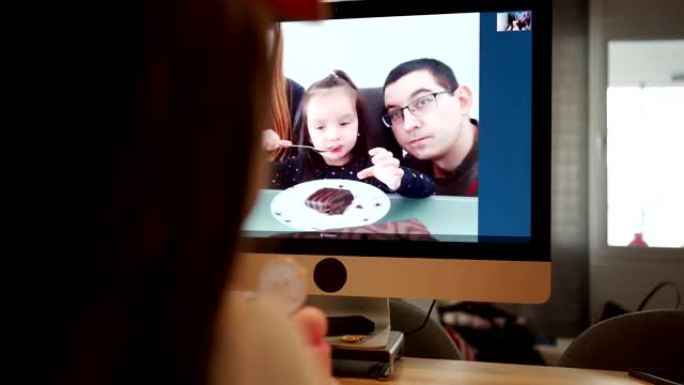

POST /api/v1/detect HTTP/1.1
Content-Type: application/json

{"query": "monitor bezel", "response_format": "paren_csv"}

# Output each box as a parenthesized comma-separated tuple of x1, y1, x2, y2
(240, 0, 551, 263)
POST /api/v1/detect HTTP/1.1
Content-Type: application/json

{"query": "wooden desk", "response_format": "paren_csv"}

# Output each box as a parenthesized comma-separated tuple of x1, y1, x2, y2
(337, 358, 648, 385)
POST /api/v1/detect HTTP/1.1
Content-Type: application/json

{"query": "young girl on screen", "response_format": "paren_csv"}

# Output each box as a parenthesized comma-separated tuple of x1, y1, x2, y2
(268, 70, 434, 198)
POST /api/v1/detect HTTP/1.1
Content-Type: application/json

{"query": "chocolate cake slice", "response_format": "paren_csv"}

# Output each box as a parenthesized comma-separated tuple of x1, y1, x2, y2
(305, 187, 354, 215)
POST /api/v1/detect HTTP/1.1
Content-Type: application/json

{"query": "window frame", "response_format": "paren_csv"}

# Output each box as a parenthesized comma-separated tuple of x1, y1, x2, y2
(587, 0, 684, 318)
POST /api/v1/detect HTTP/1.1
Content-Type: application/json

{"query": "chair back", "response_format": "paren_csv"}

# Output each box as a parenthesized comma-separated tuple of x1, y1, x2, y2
(389, 299, 462, 360)
(358, 88, 403, 159)
(558, 309, 684, 370)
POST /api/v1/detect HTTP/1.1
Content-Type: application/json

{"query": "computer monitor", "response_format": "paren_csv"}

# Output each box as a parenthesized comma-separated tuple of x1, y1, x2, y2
(237, 0, 551, 304)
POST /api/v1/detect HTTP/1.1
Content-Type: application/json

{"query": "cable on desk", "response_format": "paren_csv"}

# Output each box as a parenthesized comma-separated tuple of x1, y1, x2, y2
(404, 299, 437, 337)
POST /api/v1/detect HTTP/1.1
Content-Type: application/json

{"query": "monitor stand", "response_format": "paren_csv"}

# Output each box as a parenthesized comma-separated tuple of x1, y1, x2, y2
(307, 295, 404, 380)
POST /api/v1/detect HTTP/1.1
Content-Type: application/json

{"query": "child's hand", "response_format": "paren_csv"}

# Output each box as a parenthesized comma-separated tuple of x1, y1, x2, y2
(263, 129, 292, 151)
(357, 147, 404, 191)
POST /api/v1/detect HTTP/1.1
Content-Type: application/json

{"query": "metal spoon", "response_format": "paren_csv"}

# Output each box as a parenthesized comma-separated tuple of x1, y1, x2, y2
(287, 144, 330, 153)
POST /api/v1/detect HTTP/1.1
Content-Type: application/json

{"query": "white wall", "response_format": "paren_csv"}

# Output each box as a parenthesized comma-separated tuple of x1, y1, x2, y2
(282, 13, 480, 118)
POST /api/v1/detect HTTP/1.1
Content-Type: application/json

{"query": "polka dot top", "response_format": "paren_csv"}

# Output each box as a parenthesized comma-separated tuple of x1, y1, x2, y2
(269, 154, 435, 198)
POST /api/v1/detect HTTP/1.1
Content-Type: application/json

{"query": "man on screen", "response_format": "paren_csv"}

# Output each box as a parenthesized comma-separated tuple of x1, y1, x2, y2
(382, 58, 478, 196)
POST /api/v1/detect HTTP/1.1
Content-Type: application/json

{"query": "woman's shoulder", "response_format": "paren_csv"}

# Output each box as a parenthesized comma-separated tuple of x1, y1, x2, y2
(272, 154, 307, 172)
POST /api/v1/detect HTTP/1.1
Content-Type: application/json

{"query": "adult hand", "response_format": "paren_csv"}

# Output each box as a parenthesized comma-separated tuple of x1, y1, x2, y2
(263, 129, 292, 151)
(357, 147, 404, 191)
(293, 306, 333, 380)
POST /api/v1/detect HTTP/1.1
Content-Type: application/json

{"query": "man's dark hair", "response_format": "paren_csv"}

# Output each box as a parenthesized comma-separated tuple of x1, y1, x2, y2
(383, 58, 459, 92)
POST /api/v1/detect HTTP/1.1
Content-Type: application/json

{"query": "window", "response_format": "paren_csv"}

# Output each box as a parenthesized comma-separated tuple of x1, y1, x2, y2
(607, 85, 684, 247)
(606, 40, 684, 248)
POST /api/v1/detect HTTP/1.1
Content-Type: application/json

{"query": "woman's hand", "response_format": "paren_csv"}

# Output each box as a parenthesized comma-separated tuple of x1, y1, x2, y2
(357, 147, 404, 191)
(293, 306, 333, 380)
(263, 129, 292, 151)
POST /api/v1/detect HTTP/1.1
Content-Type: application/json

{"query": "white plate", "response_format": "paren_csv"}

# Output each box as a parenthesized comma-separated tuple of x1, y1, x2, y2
(270, 179, 390, 231)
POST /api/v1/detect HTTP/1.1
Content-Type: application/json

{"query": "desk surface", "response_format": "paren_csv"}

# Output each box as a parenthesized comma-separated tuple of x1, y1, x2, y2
(337, 358, 647, 385)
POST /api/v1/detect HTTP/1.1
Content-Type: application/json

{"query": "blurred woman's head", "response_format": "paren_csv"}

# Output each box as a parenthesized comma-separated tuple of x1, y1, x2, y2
(15, 0, 329, 381)
(13, 1, 305, 384)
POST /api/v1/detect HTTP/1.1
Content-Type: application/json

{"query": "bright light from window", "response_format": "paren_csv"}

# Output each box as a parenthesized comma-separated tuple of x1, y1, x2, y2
(607, 86, 684, 248)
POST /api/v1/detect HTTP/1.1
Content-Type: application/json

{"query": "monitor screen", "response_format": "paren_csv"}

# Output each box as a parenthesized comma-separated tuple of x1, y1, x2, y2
(237, 0, 551, 303)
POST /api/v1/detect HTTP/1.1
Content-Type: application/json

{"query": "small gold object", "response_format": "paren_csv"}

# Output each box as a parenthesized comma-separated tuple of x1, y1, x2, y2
(341, 335, 365, 343)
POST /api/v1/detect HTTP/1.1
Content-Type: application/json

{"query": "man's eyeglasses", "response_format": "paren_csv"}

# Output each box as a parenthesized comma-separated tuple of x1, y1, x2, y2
(381, 90, 452, 128)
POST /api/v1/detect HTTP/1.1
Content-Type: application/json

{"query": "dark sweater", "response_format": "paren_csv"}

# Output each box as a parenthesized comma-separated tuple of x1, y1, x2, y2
(402, 119, 479, 197)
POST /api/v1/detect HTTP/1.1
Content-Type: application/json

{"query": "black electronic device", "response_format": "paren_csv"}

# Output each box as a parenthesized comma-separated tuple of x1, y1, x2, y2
(327, 315, 375, 336)
(331, 331, 405, 380)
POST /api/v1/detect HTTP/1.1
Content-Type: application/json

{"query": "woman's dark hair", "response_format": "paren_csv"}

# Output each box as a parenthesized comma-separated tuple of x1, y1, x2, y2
(294, 69, 369, 179)
(10, 1, 269, 384)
